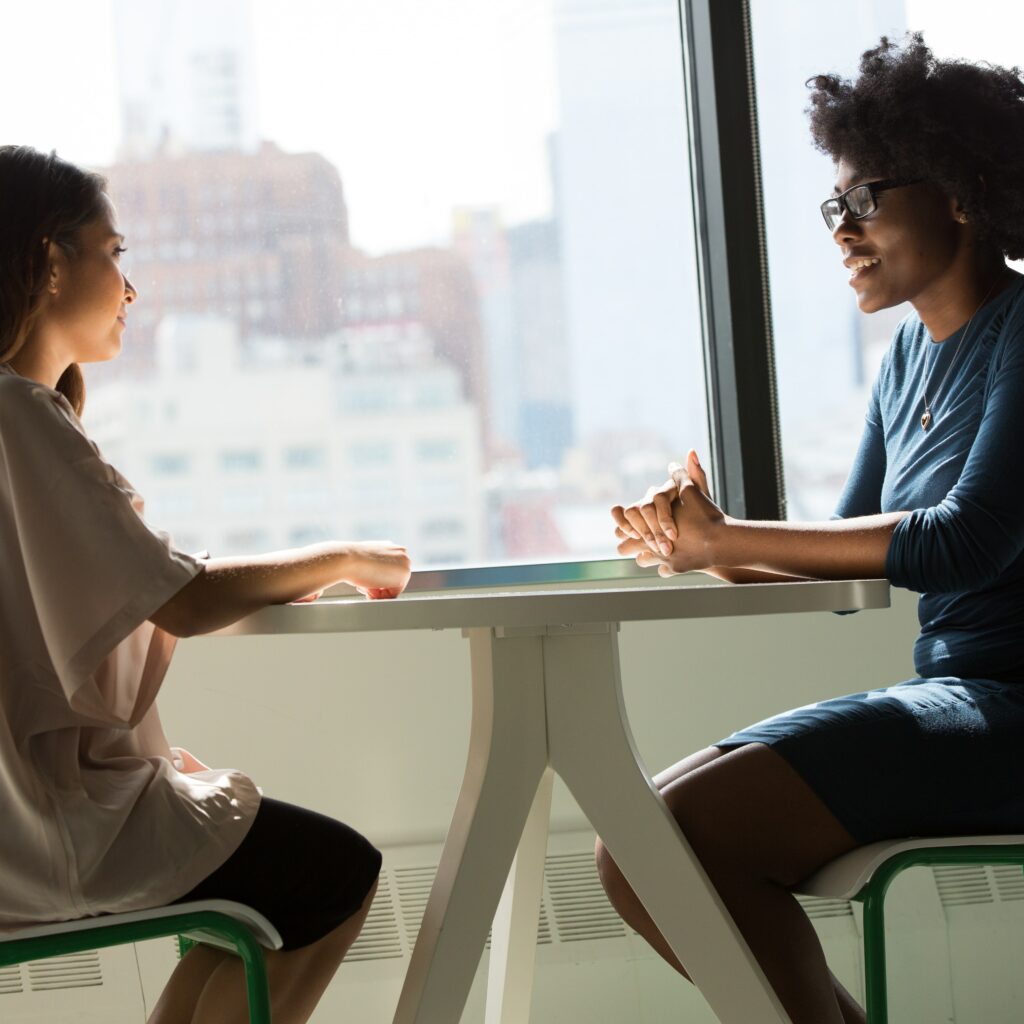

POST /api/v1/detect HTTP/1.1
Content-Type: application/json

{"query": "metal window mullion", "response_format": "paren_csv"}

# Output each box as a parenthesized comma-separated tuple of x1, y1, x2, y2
(679, 0, 785, 521)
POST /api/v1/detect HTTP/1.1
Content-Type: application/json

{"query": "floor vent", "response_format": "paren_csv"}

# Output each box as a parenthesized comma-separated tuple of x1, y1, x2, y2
(545, 851, 628, 943)
(483, 900, 553, 950)
(796, 895, 855, 922)
(992, 864, 1024, 903)
(535, 900, 553, 946)
(393, 864, 437, 949)
(392, 862, 553, 954)
(934, 866, 996, 908)
(362, 854, 853, 964)
(0, 964, 23, 995)
(26, 950, 102, 991)
(347, 882, 404, 962)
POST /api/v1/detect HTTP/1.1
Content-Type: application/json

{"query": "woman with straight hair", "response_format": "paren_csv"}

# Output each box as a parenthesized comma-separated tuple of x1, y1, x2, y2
(0, 143, 411, 1024)
(600, 33, 1024, 1024)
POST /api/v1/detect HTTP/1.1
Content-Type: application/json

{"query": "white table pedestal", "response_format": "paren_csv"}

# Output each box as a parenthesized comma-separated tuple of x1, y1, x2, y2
(392, 623, 792, 1024)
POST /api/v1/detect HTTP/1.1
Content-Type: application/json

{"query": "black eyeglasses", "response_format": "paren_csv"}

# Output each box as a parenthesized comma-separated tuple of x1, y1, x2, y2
(820, 177, 924, 232)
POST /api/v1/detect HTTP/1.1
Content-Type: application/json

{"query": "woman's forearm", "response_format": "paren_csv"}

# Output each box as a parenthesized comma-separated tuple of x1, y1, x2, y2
(155, 542, 355, 637)
(709, 512, 908, 580)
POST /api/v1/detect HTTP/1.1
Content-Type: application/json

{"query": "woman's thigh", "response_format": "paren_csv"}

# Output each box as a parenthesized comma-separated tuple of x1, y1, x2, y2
(654, 743, 859, 887)
(172, 797, 382, 951)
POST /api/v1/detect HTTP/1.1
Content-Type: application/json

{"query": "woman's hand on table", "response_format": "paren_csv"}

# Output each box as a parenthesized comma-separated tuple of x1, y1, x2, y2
(613, 450, 899, 584)
(342, 541, 412, 599)
(612, 450, 725, 576)
(611, 475, 679, 556)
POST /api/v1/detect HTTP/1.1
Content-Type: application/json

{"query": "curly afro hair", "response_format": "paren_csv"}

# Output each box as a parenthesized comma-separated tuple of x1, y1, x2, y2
(807, 32, 1024, 260)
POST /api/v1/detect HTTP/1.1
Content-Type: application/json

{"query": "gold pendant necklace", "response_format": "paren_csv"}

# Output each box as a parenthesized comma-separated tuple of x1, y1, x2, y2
(919, 272, 1004, 431)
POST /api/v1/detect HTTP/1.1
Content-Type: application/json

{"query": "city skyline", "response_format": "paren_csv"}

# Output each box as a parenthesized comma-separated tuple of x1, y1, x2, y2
(0, 0, 559, 255)
(2, 0, 1020, 548)
(1, 1, 1016, 253)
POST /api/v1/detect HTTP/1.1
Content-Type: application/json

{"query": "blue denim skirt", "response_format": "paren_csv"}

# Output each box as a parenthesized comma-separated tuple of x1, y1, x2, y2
(716, 677, 1024, 844)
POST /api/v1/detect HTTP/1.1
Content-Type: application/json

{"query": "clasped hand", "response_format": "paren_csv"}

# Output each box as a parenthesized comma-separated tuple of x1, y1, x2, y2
(610, 449, 725, 576)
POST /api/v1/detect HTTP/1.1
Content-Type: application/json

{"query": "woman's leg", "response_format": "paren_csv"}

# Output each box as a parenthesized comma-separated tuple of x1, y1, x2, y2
(148, 796, 383, 1023)
(173, 877, 379, 1024)
(595, 743, 865, 1024)
(147, 943, 232, 1024)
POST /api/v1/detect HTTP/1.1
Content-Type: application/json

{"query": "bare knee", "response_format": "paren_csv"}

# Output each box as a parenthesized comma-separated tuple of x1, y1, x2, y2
(357, 876, 379, 920)
(594, 837, 632, 907)
(326, 875, 379, 948)
(594, 836, 615, 886)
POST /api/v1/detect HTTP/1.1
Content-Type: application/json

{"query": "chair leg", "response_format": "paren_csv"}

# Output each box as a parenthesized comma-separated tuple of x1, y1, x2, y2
(860, 880, 889, 1024)
(232, 928, 273, 1024)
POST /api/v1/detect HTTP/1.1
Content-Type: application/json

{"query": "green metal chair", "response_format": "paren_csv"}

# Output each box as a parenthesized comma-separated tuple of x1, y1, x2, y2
(0, 899, 281, 1023)
(797, 835, 1024, 1023)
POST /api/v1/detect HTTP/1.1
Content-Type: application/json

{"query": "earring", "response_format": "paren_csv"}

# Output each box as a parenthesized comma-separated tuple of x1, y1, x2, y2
(958, 213, 969, 224)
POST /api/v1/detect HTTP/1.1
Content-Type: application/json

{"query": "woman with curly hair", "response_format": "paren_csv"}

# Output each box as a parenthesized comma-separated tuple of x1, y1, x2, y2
(597, 33, 1024, 1024)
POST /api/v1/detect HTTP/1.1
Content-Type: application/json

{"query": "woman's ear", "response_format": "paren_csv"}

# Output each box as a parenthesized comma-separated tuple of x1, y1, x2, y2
(44, 239, 64, 296)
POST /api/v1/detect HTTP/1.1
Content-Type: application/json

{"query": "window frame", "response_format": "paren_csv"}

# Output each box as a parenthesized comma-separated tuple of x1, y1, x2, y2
(680, 0, 784, 522)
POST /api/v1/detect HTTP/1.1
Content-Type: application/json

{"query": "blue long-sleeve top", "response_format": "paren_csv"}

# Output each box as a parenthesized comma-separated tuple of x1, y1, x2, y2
(834, 271, 1024, 682)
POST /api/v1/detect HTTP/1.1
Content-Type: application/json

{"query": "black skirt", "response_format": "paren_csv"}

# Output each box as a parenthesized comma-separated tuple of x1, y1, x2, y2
(171, 796, 382, 951)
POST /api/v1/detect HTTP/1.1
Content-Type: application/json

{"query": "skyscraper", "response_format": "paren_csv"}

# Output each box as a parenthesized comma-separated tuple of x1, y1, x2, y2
(553, 0, 705, 450)
(113, 0, 260, 159)
(102, 143, 352, 377)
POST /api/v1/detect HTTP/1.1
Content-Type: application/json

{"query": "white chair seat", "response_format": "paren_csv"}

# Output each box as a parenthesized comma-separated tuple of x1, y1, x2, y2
(0, 899, 283, 951)
(797, 835, 1024, 901)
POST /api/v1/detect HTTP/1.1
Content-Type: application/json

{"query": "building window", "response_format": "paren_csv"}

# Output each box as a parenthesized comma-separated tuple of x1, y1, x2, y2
(416, 439, 459, 462)
(285, 445, 327, 470)
(421, 518, 464, 540)
(221, 450, 263, 472)
(348, 441, 395, 467)
(151, 453, 190, 475)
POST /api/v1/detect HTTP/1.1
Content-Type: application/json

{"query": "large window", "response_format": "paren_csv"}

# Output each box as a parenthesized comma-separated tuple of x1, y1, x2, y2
(13, 3, 1020, 569)
(1, 0, 708, 569)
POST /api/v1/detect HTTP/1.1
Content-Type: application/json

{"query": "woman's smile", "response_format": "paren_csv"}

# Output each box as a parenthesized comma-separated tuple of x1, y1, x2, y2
(845, 255, 882, 284)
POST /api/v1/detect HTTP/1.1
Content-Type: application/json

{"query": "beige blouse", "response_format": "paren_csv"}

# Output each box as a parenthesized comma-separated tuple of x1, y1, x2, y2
(0, 363, 260, 930)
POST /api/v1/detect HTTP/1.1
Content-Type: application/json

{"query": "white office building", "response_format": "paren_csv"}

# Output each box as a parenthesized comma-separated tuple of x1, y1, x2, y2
(84, 316, 485, 567)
